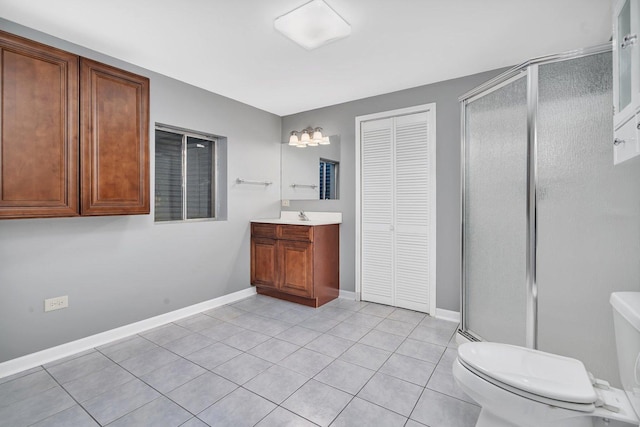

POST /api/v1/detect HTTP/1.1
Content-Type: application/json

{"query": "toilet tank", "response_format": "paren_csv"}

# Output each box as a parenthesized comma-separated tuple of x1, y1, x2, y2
(611, 292, 640, 418)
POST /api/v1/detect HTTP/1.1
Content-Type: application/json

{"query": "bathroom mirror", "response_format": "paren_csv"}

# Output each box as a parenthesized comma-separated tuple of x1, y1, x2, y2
(281, 135, 340, 200)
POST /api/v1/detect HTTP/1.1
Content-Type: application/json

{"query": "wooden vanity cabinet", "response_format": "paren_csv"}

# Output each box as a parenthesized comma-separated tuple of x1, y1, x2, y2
(0, 30, 150, 219)
(251, 222, 339, 307)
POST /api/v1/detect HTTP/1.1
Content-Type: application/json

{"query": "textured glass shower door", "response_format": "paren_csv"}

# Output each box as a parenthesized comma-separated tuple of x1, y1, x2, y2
(536, 53, 640, 384)
(463, 76, 528, 346)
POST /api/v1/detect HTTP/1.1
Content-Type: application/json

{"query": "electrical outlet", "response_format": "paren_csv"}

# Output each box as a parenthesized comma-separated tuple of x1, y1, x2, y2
(281, 199, 290, 207)
(44, 296, 68, 312)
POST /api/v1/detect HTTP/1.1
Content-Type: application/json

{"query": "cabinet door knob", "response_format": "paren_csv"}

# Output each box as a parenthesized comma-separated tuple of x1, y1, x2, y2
(622, 33, 638, 49)
(614, 138, 626, 146)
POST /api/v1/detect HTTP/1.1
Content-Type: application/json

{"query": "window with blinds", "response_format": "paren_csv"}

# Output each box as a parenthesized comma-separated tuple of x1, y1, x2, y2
(155, 126, 216, 222)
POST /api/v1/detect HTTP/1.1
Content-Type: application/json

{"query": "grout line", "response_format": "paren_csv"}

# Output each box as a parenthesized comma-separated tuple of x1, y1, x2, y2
(104, 395, 166, 426)
(40, 366, 103, 427)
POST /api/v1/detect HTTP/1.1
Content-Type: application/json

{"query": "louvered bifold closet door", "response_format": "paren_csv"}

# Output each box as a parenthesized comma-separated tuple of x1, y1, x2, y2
(394, 112, 431, 312)
(361, 118, 394, 305)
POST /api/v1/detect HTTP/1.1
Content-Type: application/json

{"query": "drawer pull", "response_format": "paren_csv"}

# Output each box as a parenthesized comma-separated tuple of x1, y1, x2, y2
(614, 138, 625, 146)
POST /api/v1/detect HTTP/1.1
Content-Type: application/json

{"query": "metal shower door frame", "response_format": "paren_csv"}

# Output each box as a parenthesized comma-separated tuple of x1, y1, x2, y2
(459, 43, 612, 349)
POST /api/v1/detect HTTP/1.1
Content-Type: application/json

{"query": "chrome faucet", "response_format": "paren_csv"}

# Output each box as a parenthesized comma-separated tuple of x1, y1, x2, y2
(298, 210, 309, 221)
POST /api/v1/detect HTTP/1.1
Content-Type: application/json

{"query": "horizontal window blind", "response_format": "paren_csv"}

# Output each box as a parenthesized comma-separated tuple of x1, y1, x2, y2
(155, 130, 183, 221)
(186, 137, 213, 219)
(155, 127, 216, 222)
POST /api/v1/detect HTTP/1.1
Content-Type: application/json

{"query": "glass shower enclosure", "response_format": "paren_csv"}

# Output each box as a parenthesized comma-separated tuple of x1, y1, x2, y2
(461, 45, 640, 382)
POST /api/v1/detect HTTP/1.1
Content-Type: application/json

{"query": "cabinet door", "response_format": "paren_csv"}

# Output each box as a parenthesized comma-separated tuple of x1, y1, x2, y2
(613, 0, 640, 128)
(279, 240, 313, 298)
(80, 58, 149, 215)
(251, 237, 278, 288)
(0, 31, 78, 218)
(615, 0, 633, 118)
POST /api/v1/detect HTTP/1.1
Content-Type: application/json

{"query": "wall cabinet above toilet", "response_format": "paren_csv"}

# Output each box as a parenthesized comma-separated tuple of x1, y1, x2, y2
(614, 0, 640, 164)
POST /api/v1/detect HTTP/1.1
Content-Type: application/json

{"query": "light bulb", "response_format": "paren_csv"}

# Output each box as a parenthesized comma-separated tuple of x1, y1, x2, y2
(312, 128, 323, 143)
(288, 132, 299, 146)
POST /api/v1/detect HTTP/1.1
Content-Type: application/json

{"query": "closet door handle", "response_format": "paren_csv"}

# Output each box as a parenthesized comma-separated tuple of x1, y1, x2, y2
(389, 225, 395, 231)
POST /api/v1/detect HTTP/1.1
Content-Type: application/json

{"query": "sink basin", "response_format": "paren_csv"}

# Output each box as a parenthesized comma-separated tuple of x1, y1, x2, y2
(251, 211, 342, 226)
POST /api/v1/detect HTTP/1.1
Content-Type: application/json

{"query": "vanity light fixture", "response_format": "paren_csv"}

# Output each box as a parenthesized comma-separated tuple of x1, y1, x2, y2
(288, 127, 330, 148)
(274, 0, 351, 50)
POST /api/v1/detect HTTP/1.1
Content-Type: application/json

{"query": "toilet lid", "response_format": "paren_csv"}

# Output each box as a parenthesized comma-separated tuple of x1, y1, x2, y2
(457, 342, 598, 404)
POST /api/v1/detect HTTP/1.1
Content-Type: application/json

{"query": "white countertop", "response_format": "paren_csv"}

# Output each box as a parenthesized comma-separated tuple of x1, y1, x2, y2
(251, 211, 342, 226)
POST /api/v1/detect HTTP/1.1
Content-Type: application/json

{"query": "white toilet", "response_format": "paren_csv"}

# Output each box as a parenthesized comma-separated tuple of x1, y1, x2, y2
(452, 292, 640, 427)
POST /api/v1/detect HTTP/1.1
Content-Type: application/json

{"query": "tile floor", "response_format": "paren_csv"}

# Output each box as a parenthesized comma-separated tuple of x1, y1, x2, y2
(0, 295, 480, 426)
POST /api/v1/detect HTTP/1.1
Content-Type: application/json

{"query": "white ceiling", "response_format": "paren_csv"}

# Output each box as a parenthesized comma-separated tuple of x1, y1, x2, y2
(0, 0, 611, 116)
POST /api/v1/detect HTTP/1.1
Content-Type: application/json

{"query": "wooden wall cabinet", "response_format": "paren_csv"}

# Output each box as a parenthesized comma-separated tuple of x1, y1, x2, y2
(0, 30, 150, 219)
(0, 31, 79, 218)
(250, 222, 339, 308)
(80, 58, 149, 215)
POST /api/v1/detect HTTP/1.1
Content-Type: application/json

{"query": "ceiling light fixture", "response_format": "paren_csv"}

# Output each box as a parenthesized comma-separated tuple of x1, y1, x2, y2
(289, 127, 330, 148)
(274, 0, 351, 50)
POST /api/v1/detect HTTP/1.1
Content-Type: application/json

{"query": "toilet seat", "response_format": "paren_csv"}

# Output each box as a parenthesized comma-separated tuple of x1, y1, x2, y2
(457, 358, 596, 412)
(457, 342, 598, 411)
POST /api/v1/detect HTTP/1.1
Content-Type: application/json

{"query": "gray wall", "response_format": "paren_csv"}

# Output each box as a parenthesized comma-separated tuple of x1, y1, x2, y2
(0, 19, 282, 363)
(281, 69, 507, 311)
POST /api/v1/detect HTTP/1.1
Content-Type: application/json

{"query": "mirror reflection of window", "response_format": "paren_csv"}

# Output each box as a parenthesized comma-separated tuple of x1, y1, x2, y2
(319, 159, 339, 200)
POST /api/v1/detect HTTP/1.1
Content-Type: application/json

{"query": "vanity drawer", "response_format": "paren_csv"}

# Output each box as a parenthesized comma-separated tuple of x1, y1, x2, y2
(252, 223, 277, 238)
(277, 225, 313, 242)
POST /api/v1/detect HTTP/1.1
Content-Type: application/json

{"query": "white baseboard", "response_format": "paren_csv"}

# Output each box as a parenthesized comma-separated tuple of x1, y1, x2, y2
(339, 290, 356, 300)
(435, 308, 461, 323)
(341, 293, 460, 322)
(0, 287, 257, 379)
